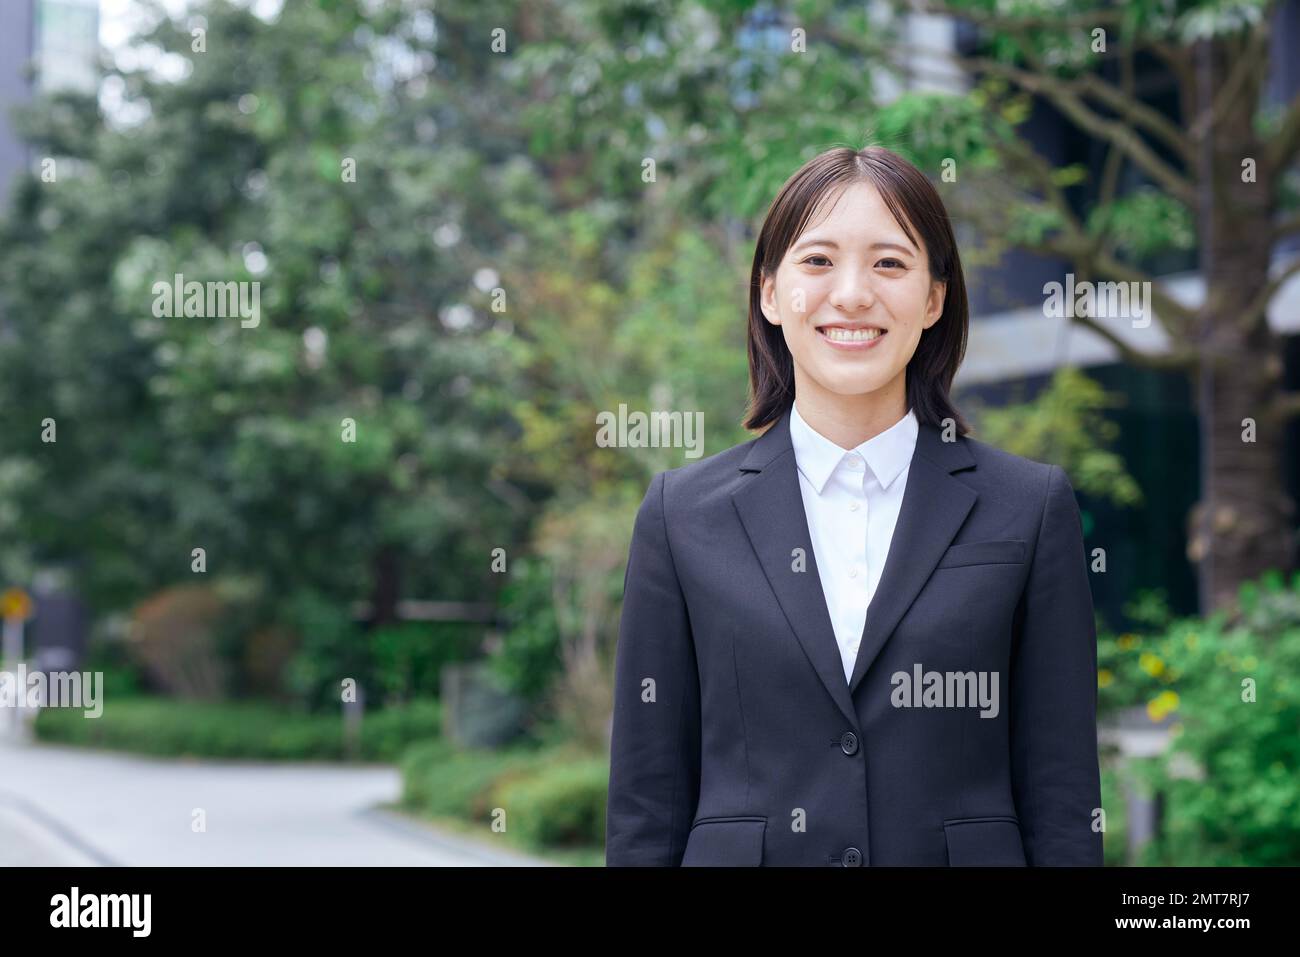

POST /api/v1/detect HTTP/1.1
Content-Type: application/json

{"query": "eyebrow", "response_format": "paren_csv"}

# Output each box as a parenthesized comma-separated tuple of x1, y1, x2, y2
(790, 238, 917, 256)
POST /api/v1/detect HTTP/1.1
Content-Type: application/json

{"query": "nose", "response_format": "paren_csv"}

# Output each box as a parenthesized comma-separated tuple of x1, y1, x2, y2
(826, 265, 876, 313)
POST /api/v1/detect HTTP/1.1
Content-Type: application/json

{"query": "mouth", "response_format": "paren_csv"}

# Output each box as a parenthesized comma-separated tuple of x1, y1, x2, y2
(816, 324, 887, 349)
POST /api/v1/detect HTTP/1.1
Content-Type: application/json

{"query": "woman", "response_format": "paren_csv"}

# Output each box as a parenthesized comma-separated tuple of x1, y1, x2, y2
(605, 145, 1103, 867)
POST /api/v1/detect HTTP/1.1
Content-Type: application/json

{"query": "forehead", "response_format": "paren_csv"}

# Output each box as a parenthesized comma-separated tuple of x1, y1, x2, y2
(800, 181, 918, 249)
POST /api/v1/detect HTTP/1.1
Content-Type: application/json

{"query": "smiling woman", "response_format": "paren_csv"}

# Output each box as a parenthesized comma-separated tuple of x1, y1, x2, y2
(748, 145, 970, 447)
(606, 144, 1103, 867)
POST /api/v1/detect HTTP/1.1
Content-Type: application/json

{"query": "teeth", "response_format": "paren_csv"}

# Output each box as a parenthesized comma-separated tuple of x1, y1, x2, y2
(821, 327, 884, 342)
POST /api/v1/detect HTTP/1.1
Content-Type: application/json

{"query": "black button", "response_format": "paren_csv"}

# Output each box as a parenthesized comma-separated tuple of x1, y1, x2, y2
(840, 731, 859, 755)
(842, 846, 862, 866)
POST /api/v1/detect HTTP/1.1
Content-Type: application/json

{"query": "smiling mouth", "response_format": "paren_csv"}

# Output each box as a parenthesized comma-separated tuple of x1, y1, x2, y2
(817, 326, 886, 343)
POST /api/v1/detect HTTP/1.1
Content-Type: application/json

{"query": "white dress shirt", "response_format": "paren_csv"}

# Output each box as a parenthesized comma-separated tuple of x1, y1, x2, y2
(788, 400, 920, 684)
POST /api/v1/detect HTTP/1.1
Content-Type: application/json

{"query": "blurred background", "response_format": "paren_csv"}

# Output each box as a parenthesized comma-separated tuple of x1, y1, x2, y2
(0, 0, 1298, 866)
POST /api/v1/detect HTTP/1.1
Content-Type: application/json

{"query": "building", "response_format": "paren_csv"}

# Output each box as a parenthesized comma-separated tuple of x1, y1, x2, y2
(0, 0, 99, 201)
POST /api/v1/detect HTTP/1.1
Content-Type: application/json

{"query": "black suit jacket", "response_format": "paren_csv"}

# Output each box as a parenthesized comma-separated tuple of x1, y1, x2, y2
(605, 407, 1103, 866)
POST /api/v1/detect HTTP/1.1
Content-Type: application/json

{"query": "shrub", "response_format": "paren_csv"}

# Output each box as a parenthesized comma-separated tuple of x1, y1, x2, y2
(1106, 570, 1300, 865)
(34, 696, 440, 762)
(491, 757, 608, 849)
(399, 741, 548, 820)
(398, 740, 608, 851)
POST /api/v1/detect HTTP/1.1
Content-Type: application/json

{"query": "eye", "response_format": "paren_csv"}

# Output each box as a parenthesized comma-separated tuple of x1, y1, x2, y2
(878, 258, 906, 269)
(799, 254, 831, 267)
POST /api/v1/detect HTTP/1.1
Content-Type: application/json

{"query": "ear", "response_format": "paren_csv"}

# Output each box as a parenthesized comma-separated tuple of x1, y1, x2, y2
(923, 278, 947, 329)
(760, 271, 781, 325)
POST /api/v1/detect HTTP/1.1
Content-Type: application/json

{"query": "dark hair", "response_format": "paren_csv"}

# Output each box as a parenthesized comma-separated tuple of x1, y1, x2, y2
(744, 145, 971, 435)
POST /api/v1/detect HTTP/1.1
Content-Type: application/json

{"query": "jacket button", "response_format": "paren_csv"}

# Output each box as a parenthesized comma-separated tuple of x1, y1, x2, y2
(842, 847, 862, 866)
(840, 731, 859, 755)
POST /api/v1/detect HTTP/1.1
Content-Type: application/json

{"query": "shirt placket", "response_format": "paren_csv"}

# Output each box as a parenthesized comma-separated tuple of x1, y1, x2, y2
(838, 451, 870, 664)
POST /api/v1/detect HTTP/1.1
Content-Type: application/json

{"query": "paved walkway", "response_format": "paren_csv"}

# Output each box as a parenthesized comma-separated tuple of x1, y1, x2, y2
(0, 739, 550, 866)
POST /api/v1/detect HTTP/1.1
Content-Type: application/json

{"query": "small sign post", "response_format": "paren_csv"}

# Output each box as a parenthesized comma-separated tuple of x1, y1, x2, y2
(1, 587, 35, 738)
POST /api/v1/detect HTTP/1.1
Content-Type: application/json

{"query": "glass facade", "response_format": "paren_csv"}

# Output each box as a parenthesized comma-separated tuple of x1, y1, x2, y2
(36, 0, 100, 94)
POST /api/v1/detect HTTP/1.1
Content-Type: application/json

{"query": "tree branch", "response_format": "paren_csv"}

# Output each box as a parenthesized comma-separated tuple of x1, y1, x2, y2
(984, 133, 1200, 333)
(904, 0, 1190, 162)
(1055, 302, 1198, 372)
(1071, 71, 1192, 163)
(1242, 252, 1300, 331)
(1055, 245, 1199, 338)
(1151, 39, 1195, 111)
(1099, 138, 1123, 209)
(954, 53, 1197, 206)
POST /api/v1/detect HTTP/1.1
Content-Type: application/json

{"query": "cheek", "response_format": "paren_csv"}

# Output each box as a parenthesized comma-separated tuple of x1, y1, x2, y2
(890, 284, 931, 320)
(778, 275, 826, 317)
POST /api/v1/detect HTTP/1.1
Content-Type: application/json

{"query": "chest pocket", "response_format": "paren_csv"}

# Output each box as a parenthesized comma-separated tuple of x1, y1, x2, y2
(935, 539, 1026, 569)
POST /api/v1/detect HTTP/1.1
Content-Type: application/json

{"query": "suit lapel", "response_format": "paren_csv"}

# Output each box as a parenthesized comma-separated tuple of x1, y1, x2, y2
(845, 425, 976, 696)
(732, 408, 858, 728)
(731, 405, 978, 726)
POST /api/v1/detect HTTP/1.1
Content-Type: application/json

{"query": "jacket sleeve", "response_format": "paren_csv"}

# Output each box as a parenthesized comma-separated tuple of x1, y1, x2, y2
(605, 469, 702, 866)
(1010, 464, 1104, 865)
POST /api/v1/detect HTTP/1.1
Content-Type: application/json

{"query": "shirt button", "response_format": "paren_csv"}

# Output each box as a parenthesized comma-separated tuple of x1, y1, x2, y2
(849, 502, 859, 511)
(842, 847, 863, 866)
(840, 731, 859, 755)
(848, 568, 857, 578)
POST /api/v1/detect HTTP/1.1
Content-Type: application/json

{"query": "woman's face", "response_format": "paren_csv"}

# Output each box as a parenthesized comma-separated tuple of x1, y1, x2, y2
(760, 181, 946, 411)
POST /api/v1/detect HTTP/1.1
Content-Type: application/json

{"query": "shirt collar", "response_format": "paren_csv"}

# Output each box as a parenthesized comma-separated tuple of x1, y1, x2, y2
(789, 400, 919, 495)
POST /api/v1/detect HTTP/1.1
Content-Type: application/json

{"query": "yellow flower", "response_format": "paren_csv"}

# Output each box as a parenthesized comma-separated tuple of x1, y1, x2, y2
(1146, 690, 1179, 722)
(1139, 652, 1165, 677)
(1098, 669, 1113, 688)
(1118, 634, 1138, 650)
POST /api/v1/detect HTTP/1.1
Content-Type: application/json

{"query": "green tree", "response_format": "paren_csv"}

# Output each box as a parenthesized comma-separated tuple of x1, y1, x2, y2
(0, 0, 522, 672)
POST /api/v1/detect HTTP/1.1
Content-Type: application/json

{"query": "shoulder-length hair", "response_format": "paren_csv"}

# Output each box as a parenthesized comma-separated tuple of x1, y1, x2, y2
(744, 145, 971, 436)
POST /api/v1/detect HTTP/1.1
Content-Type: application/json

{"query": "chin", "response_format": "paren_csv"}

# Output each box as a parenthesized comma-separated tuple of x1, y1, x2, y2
(816, 374, 895, 397)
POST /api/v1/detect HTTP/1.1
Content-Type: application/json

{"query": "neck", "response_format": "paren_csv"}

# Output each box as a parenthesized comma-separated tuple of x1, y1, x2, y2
(793, 376, 908, 450)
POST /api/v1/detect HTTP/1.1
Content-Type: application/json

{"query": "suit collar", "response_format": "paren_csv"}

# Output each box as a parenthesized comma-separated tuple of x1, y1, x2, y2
(732, 403, 978, 727)
(741, 403, 974, 475)
(788, 400, 920, 494)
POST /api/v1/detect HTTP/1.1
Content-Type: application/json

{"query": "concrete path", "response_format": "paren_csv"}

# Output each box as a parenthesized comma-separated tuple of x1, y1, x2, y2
(0, 739, 550, 866)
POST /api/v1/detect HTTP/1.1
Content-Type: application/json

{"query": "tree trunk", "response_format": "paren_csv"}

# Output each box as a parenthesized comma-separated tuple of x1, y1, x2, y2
(368, 545, 401, 628)
(1188, 345, 1295, 614)
(1187, 37, 1296, 615)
